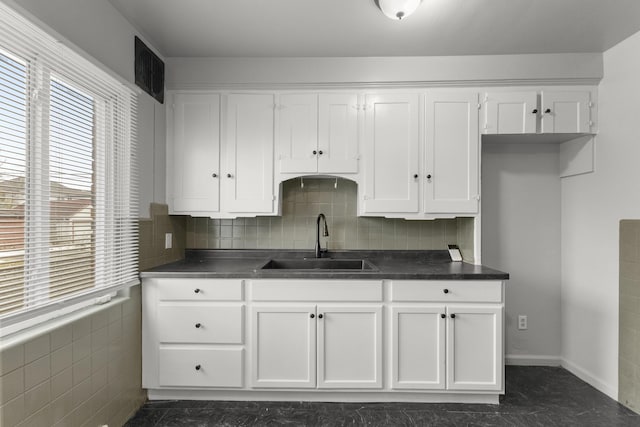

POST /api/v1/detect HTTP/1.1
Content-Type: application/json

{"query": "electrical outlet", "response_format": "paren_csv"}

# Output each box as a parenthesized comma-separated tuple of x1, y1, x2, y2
(518, 315, 528, 330)
(164, 232, 172, 249)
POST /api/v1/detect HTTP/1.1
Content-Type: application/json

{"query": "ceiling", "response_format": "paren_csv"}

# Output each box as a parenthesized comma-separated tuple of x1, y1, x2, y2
(108, 0, 640, 58)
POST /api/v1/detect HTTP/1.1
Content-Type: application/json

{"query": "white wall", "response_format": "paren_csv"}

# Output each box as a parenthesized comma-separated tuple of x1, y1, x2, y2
(12, 0, 166, 217)
(166, 54, 602, 89)
(561, 29, 640, 399)
(482, 142, 562, 363)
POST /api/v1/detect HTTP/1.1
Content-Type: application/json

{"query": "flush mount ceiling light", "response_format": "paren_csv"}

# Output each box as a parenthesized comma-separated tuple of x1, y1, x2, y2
(375, 0, 422, 20)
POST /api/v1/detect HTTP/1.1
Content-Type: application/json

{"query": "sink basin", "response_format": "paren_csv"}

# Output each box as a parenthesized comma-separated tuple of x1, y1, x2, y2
(258, 258, 378, 271)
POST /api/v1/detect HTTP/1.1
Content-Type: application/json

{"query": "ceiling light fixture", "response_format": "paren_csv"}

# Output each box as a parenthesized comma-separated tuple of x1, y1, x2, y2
(375, 0, 422, 20)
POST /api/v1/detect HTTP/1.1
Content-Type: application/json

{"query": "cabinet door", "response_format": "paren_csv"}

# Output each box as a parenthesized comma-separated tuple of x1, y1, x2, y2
(424, 92, 479, 214)
(318, 93, 359, 174)
(224, 94, 275, 213)
(446, 305, 503, 391)
(540, 91, 591, 133)
(251, 305, 317, 388)
(484, 91, 537, 134)
(391, 306, 446, 390)
(169, 93, 220, 214)
(317, 305, 383, 389)
(363, 94, 420, 214)
(277, 93, 318, 173)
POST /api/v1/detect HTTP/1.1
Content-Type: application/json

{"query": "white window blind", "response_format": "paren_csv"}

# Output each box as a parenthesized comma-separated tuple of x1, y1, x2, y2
(0, 2, 139, 326)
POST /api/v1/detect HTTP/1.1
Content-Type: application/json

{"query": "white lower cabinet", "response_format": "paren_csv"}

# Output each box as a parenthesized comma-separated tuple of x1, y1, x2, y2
(251, 305, 317, 388)
(142, 278, 246, 389)
(251, 304, 383, 389)
(446, 305, 503, 391)
(390, 280, 504, 393)
(391, 306, 446, 390)
(391, 305, 502, 392)
(143, 277, 504, 401)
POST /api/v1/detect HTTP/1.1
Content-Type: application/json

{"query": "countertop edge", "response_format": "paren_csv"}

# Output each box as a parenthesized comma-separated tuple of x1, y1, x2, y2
(139, 271, 509, 280)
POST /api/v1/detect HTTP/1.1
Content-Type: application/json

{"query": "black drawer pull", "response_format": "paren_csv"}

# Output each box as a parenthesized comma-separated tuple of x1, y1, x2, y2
(310, 313, 315, 318)
(318, 314, 324, 319)
(195, 323, 202, 328)
(440, 313, 446, 319)
(450, 314, 456, 319)
(443, 289, 449, 294)
(195, 364, 201, 371)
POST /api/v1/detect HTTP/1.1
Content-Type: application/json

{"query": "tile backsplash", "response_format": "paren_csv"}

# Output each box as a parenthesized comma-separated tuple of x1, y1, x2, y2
(186, 178, 475, 261)
(139, 203, 187, 270)
(619, 219, 640, 414)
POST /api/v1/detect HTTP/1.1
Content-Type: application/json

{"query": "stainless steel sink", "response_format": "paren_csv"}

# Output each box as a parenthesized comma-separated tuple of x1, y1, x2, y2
(258, 258, 378, 271)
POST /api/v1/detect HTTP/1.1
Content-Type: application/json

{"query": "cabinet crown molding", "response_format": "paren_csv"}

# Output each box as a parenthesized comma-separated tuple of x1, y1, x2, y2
(167, 78, 601, 92)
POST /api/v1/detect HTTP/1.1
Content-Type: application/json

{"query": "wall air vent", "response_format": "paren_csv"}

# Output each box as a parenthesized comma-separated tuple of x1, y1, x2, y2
(134, 36, 164, 103)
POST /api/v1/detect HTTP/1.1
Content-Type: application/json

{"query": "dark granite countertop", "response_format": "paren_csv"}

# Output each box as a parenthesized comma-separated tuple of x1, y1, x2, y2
(140, 250, 509, 281)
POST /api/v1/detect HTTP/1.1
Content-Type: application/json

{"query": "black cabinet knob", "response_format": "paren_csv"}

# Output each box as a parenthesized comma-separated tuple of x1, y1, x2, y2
(450, 314, 456, 319)
(194, 288, 201, 294)
(318, 150, 323, 155)
(195, 323, 201, 328)
(532, 109, 538, 114)
(426, 174, 432, 179)
(195, 364, 201, 371)
(227, 173, 232, 178)
(440, 313, 446, 319)
(212, 173, 218, 178)
(443, 289, 449, 294)
(313, 150, 317, 155)
(545, 108, 551, 114)
(413, 174, 418, 179)
(310, 313, 315, 319)
(318, 314, 324, 319)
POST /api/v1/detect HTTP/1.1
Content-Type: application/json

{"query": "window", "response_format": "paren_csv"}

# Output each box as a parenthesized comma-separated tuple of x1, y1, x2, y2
(0, 3, 138, 329)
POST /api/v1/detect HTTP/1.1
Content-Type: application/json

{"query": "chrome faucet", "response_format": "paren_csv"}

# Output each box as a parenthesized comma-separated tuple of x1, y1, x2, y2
(315, 213, 329, 258)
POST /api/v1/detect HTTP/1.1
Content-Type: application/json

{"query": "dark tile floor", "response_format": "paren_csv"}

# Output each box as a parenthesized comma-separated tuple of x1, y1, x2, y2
(125, 366, 640, 426)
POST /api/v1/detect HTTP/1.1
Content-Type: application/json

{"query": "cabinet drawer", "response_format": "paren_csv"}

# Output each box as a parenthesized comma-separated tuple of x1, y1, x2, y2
(158, 347, 243, 388)
(157, 305, 243, 344)
(155, 279, 243, 301)
(390, 281, 502, 303)
(251, 280, 383, 301)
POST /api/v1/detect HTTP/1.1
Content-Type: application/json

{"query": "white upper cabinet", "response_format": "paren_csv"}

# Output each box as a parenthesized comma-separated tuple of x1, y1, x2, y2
(484, 89, 595, 135)
(363, 93, 420, 214)
(483, 91, 537, 134)
(166, 86, 596, 218)
(424, 92, 479, 214)
(318, 94, 359, 174)
(224, 93, 275, 214)
(276, 93, 358, 175)
(167, 93, 220, 215)
(540, 90, 592, 133)
(277, 94, 319, 174)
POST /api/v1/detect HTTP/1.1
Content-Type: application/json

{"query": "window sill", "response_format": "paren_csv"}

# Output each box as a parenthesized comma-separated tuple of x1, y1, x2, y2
(0, 292, 131, 350)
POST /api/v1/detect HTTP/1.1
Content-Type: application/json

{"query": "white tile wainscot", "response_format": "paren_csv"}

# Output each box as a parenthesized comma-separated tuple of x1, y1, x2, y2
(142, 278, 504, 403)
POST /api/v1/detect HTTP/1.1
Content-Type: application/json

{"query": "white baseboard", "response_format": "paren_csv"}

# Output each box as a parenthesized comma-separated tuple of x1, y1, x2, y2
(505, 354, 561, 366)
(560, 357, 617, 400)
